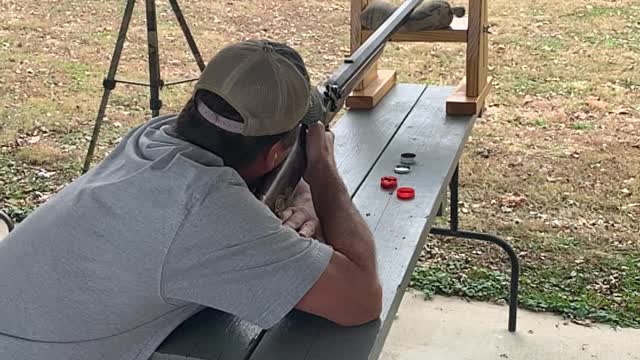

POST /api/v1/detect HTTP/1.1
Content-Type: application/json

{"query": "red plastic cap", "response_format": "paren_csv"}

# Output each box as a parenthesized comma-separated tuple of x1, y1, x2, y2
(380, 176, 398, 189)
(397, 187, 415, 200)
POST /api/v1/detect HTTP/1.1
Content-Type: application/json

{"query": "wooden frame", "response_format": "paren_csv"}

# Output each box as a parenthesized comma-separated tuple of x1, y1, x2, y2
(347, 0, 492, 115)
(345, 0, 397, 109)
(452, 0, 492, 115)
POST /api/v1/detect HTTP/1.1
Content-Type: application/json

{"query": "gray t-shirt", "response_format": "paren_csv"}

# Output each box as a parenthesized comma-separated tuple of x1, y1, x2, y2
(0, 115, 333, 360)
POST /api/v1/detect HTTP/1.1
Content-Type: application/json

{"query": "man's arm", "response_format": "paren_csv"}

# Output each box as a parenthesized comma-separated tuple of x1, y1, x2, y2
(294, 123, 382, 326)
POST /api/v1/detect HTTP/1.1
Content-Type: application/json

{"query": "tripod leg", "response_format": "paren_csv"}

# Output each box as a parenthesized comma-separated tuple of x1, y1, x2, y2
(168, 0, 205, 71)
(146, 0, 163, 118)
(83, 0, 137, 173)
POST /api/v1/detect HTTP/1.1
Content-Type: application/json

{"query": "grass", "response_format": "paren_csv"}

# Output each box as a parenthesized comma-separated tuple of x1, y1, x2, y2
(571, 121, 593, 130)
(14, 143, 68, 165)
(533, 118, 548, 128)
(574, 5, 630, 18)
(0, 0, 639, 328)
(59, 61, 94, 92)
(536, 36, 565, 52)
(412, 252, 640, 328)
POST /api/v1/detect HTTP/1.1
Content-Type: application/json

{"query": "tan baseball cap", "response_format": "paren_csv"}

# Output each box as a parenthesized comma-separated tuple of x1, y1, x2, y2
(193, 39, 312, 136)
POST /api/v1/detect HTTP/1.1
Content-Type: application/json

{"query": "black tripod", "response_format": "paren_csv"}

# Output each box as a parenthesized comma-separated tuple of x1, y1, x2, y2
(82, 0, 205, 173)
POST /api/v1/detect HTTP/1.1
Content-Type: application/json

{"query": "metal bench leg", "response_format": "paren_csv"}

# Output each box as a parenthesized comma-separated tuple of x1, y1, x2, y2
(430, 166, 520, 332)
(430, 228, 519, 332)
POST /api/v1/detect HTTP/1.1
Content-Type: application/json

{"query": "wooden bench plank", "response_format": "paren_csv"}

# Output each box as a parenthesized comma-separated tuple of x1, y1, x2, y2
(346, 86, 477, 357)
(151, 84, 425, 360)
(333, 83, 426, 195)
(249, 86, 477, 360)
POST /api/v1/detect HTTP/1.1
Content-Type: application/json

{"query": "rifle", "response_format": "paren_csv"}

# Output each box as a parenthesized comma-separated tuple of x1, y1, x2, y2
(255, 0, 424, 212)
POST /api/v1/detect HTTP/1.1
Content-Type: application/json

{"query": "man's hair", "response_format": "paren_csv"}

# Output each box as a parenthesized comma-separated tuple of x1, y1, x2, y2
(172, 92, 298, 168)
(172, 40, 309, 169)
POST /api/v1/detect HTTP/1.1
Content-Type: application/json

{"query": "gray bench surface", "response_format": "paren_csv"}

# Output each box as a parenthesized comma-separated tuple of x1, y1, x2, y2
(152, 84, 477, 360)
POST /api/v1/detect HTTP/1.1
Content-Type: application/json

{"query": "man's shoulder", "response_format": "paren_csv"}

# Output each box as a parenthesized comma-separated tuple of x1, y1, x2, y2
(90, 113, 232, 182)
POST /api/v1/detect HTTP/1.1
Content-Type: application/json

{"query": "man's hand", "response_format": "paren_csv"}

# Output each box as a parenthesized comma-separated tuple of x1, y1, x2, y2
(304, 123, 337, 185)
(279, 179, 323, 240)
(278, 206, 319, 238)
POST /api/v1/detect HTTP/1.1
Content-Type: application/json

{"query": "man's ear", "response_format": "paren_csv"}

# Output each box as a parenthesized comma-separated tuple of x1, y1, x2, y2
(264, 140, 289, 170)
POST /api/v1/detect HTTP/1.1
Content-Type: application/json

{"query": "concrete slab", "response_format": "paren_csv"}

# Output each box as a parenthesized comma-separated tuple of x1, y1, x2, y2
(381, 290, 640, 360)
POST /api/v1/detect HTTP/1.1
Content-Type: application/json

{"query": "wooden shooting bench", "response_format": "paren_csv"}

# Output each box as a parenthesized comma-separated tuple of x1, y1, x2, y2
(151, 84, 520, 359)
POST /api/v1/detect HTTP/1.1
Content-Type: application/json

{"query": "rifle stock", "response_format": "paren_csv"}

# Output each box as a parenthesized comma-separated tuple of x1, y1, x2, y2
(258, 126, 309, 212)
(255, 0, 423, 212)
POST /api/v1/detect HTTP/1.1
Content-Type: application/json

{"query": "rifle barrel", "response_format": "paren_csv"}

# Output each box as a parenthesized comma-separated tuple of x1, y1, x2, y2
(257, 0, 423, 212)
(327, 0, 423, 98)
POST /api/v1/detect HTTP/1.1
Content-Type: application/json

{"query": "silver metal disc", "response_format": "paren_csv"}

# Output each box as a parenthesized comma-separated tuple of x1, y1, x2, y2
(394, 164, 411, 174)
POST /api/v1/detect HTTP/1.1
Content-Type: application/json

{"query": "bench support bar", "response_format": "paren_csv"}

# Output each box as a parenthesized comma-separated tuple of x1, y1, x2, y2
(431, 166, 520, 333)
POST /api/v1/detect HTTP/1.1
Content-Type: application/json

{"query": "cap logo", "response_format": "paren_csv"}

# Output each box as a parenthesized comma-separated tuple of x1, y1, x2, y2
(197, 100, 244, 134)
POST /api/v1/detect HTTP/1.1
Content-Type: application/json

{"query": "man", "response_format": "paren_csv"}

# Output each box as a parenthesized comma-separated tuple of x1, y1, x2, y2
(0, 39, 382, 360)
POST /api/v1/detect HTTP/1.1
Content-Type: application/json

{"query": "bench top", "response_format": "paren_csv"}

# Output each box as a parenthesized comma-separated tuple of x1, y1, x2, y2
(152, 84, 477, 360)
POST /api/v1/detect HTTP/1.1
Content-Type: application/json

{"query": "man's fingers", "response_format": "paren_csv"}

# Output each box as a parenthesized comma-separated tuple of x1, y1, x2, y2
(283, 210, 307, 230)
(278, 208, 293, 222)
(306, 122, 325, 151)
(298, 221, 317, 238)
(307, 122, 325, 136)
(325, 129, 335, 146)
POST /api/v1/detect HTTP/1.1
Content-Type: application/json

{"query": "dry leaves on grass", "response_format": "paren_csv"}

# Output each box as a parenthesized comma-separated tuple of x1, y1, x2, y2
(570, 111, 596, 121)
(500, 193, 528, 208)
(586, 96, 609, 112)
(498, 193, 528, 213)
